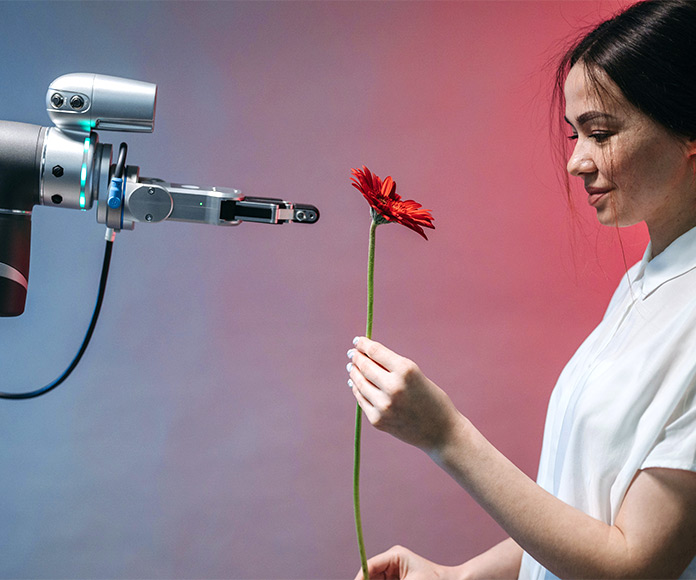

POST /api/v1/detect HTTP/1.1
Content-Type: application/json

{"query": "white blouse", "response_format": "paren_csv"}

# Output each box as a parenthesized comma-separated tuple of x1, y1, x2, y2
(519, 226, 696, 580)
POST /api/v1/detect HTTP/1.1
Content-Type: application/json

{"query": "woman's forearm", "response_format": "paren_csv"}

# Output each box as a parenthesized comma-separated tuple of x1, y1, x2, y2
(430, 414, 634, 579)
(453, 538, 523, 580)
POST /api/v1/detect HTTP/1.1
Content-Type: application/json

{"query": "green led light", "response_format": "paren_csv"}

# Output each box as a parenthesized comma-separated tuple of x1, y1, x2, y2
(79, 137, 90, 209)
(199, 202, 204, 206)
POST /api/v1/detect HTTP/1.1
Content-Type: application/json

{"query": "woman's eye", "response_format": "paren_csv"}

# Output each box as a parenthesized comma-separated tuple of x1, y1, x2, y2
(566, 131, 613, 143)
(590, 132, 612, 143)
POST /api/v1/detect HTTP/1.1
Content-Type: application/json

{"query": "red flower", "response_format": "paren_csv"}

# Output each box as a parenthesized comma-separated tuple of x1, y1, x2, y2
(351, 166, 435, 240)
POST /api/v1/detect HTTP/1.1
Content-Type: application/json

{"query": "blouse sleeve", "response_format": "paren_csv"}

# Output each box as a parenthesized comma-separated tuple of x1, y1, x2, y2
(642, 377, 696, 472)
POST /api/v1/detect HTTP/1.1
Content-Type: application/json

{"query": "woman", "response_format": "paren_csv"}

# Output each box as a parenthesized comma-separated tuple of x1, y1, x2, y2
(346, 1, 696, 578)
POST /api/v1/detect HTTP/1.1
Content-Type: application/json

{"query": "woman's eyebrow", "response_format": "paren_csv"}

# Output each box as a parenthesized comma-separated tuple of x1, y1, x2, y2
(564, 111, 618, 127)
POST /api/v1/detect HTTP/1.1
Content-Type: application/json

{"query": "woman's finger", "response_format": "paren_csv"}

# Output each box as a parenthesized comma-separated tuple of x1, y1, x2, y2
(348, 360, 390, 410)
(349, 348, 391, 390)
(353, 336, 405, 372)
(349, 375, 385, 427)
(353, 547, 404, 580)
(353, 388, 379, 425)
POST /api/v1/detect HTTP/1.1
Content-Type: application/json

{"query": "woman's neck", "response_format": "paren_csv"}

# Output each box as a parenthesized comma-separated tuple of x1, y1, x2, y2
(648, 214, 696, 258)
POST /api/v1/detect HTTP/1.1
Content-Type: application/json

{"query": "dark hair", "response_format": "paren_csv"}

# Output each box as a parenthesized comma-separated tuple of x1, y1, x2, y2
(555, 0, 696, 140)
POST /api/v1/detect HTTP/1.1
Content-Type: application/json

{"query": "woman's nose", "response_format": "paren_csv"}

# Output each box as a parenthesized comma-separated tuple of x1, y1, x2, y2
(567, 145, 597, 177)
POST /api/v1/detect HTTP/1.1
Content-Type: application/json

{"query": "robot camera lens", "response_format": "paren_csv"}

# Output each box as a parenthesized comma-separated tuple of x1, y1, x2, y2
(50, 93, 65, 108)
(70, 95, 85, 109)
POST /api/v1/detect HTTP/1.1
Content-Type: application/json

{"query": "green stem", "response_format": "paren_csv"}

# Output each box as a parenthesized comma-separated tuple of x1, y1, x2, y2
(366, 220, 376, 340)
(354, 220, 377, 580)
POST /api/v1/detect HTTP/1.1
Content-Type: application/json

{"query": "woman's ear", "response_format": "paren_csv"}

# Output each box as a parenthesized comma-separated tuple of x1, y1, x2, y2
(689, 140, 696, 180)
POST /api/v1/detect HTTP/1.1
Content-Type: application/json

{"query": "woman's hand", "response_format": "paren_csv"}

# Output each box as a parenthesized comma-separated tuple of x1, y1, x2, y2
(355, 540, 525, 580)
(347, 336, 462, 453)
(354, 545, 453, 580)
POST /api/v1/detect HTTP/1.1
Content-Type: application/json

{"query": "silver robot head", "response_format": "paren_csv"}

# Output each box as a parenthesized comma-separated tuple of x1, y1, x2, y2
(46, 73, 157, 133)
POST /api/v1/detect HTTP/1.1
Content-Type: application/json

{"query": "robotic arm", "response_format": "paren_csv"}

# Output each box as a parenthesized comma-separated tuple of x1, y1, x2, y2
(0, 73, 319, 316)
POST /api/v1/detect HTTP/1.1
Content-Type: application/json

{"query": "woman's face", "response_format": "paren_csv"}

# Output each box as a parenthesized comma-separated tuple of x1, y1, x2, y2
(564, 62, 696, 247)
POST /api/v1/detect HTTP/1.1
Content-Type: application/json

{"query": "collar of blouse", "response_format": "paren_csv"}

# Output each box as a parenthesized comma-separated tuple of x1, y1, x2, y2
(634, 225, 696, 298)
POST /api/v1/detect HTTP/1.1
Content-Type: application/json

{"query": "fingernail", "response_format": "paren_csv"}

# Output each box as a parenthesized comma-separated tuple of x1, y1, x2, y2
(347, 349, 355, 359)
(346, 362, 354, 372)
(353, 337, 359, 346)
(347, 379, 354, 389)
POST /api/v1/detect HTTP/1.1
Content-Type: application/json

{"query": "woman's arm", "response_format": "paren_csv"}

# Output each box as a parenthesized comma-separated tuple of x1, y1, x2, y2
(347, 337, 696, 579)
(437, 416, 696, 578)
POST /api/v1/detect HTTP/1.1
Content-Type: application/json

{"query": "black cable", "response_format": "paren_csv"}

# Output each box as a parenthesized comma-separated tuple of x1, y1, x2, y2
(114, 142, 127, 178)
(0, 239, 114, 400)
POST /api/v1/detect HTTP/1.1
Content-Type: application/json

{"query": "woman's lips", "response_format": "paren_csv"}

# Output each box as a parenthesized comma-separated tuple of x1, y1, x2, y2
(586, 187, 612, 207)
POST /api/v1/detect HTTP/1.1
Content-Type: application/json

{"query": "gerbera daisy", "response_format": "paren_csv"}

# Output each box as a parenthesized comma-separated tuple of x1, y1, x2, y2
(350, 165, 434, 239)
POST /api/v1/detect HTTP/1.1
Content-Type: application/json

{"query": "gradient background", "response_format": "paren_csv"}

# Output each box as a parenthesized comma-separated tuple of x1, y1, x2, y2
(0, 1, 645, 578)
